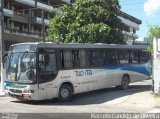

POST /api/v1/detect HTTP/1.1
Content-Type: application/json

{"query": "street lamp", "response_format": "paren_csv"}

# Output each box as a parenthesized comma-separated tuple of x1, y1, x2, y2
(0, 0, 5, 95)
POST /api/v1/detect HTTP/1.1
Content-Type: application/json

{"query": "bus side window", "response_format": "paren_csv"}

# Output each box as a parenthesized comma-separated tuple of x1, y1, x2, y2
(39, 54, 45, 68)
(64, 50, 73, 68)
(80, 50, 88, 67)
(105, 50, 110, 65)
(90, 50, 97, 66)
(119, 50, 126, 64)
(38, 50, 57, 82)
(140, 50, 149, 63)
(72, 50, 80, 68)
(128, 50, 132, 63)
(132, 50, 140, 64)
(110, 49, 119, 64)
(129, 50, 139, 64)
(125, 50, 129, 64)
(45, 53, 57, 74)
(60, 50, 64, 68)
(97, 50, 105, 66)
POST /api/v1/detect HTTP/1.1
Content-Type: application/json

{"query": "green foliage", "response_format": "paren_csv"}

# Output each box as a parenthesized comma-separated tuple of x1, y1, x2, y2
(47, 0, 123, 43)
(147, 25, 160, 52)
(148, 25, 160, 42)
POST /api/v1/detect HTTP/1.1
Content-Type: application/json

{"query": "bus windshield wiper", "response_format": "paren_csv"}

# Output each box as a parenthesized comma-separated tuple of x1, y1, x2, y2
(7, 52, 13, 73)
(17, 51, 28, 82)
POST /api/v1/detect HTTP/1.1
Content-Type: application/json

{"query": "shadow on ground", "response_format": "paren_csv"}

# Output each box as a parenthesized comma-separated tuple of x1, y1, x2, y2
(11, 81, 152, 106)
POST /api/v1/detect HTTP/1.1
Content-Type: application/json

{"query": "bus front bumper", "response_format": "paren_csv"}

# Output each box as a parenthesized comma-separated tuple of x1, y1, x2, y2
(8, 91, 32, 101)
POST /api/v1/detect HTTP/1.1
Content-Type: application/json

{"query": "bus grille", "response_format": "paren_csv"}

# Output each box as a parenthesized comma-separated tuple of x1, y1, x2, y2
(9, 89, 22, 93)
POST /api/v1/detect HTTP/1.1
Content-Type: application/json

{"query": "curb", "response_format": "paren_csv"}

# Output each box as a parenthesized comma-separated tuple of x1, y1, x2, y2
(0, 88, 6, 97)
(0, 94, 6, 97)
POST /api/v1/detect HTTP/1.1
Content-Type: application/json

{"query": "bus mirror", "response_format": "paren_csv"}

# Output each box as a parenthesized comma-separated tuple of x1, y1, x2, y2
(2, 53, 8, 58)
(2, 53, 8, 64)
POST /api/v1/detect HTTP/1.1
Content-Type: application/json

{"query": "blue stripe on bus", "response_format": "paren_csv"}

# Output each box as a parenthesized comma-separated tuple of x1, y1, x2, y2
(97, 63, 151, 76)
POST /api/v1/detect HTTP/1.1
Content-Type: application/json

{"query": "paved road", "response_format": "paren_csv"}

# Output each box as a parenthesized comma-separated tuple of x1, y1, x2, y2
(0, 80, 160, 119)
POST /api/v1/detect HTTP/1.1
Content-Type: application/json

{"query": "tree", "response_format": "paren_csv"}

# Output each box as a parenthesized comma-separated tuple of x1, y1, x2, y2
(147, 25, 160, 52)
(47, 0, 123, 44)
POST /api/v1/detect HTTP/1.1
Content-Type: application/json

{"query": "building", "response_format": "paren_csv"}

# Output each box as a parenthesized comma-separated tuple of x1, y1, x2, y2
(2, 0, 141, 51)
(134, 37, 150, 45)
(3, 0, 73, 51)
(119, 11, 142, 45)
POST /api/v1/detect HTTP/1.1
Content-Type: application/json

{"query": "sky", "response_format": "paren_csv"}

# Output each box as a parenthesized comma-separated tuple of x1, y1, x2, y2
(119, 0, 160, 38)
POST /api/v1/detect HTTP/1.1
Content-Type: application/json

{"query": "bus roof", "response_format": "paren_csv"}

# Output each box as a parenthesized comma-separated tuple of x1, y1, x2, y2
(9, 42, 148, 52)
(37, 42, 148, 49)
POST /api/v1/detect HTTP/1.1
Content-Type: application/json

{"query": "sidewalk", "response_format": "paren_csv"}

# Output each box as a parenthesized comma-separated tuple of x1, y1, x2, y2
(0, 85, 6, 97)
(102, 80, 160, 112)
(123, 80, 160, 109)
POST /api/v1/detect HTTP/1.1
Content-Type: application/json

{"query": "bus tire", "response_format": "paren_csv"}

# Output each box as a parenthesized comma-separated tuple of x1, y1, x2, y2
(120, 75, 130, 90)
(58, 84, 73, 102)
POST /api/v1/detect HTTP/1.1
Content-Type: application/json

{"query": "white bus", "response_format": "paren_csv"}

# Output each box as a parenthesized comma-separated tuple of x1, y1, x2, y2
(4, 43, 151, 101)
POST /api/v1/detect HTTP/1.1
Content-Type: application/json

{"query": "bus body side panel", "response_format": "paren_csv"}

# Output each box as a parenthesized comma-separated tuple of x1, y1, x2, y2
(30, 70, 76, 100)
(74, 69, 107, 93)
(90, 69, 107, 90)
(53, 70, 77, 96)
(75, 69, 95, 93)
(97, 63, 150, 86)
(122, 64, 150, 83)
(107, 70, 126, 87)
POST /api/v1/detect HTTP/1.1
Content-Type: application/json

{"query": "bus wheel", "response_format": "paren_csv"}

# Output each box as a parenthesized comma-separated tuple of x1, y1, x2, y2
(58, 84, 73, 102)
(120, 75, 130, 90)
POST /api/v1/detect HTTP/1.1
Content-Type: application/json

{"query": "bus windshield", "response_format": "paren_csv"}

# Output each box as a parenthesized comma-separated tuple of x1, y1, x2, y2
(6, 52, 36, 84)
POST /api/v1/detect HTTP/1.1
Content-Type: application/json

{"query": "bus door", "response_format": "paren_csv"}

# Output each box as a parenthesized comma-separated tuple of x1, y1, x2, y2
(37, 49, 57, 99)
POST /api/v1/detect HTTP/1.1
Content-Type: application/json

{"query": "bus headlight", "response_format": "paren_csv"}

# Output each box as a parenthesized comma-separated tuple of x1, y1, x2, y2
(23, 90, 34, 93)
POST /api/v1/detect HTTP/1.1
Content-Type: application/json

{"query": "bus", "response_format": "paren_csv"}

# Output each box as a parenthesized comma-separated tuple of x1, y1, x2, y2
(3, 42, 151, 101)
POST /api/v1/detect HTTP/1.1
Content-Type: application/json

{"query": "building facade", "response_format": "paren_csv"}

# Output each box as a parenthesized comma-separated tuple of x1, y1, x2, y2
(3, 0, 73, 50)
(2, 0, 141, 51)
(119, 11, 142, 45)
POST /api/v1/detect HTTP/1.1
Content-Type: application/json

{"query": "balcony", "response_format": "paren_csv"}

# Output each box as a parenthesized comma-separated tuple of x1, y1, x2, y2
(118, 16, 140, 30)
(14, 0, 53, 11)
(32, 17, 49, 25)
(10, 14, 28, 24)
(4, 28, 43, 40)
(122, 31, 138, 39)
(3, 9, 14, 17)
(14, 0, 35, 7)
(37, 2, 53, 11)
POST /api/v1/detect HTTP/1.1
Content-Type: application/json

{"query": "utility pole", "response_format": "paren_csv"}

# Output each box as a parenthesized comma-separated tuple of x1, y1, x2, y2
(42, 10, 45, 42)
(0, 0, 5, 95)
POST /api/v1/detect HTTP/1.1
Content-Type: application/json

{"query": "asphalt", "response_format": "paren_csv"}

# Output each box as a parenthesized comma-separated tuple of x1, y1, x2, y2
(1, 80, 160, 111)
